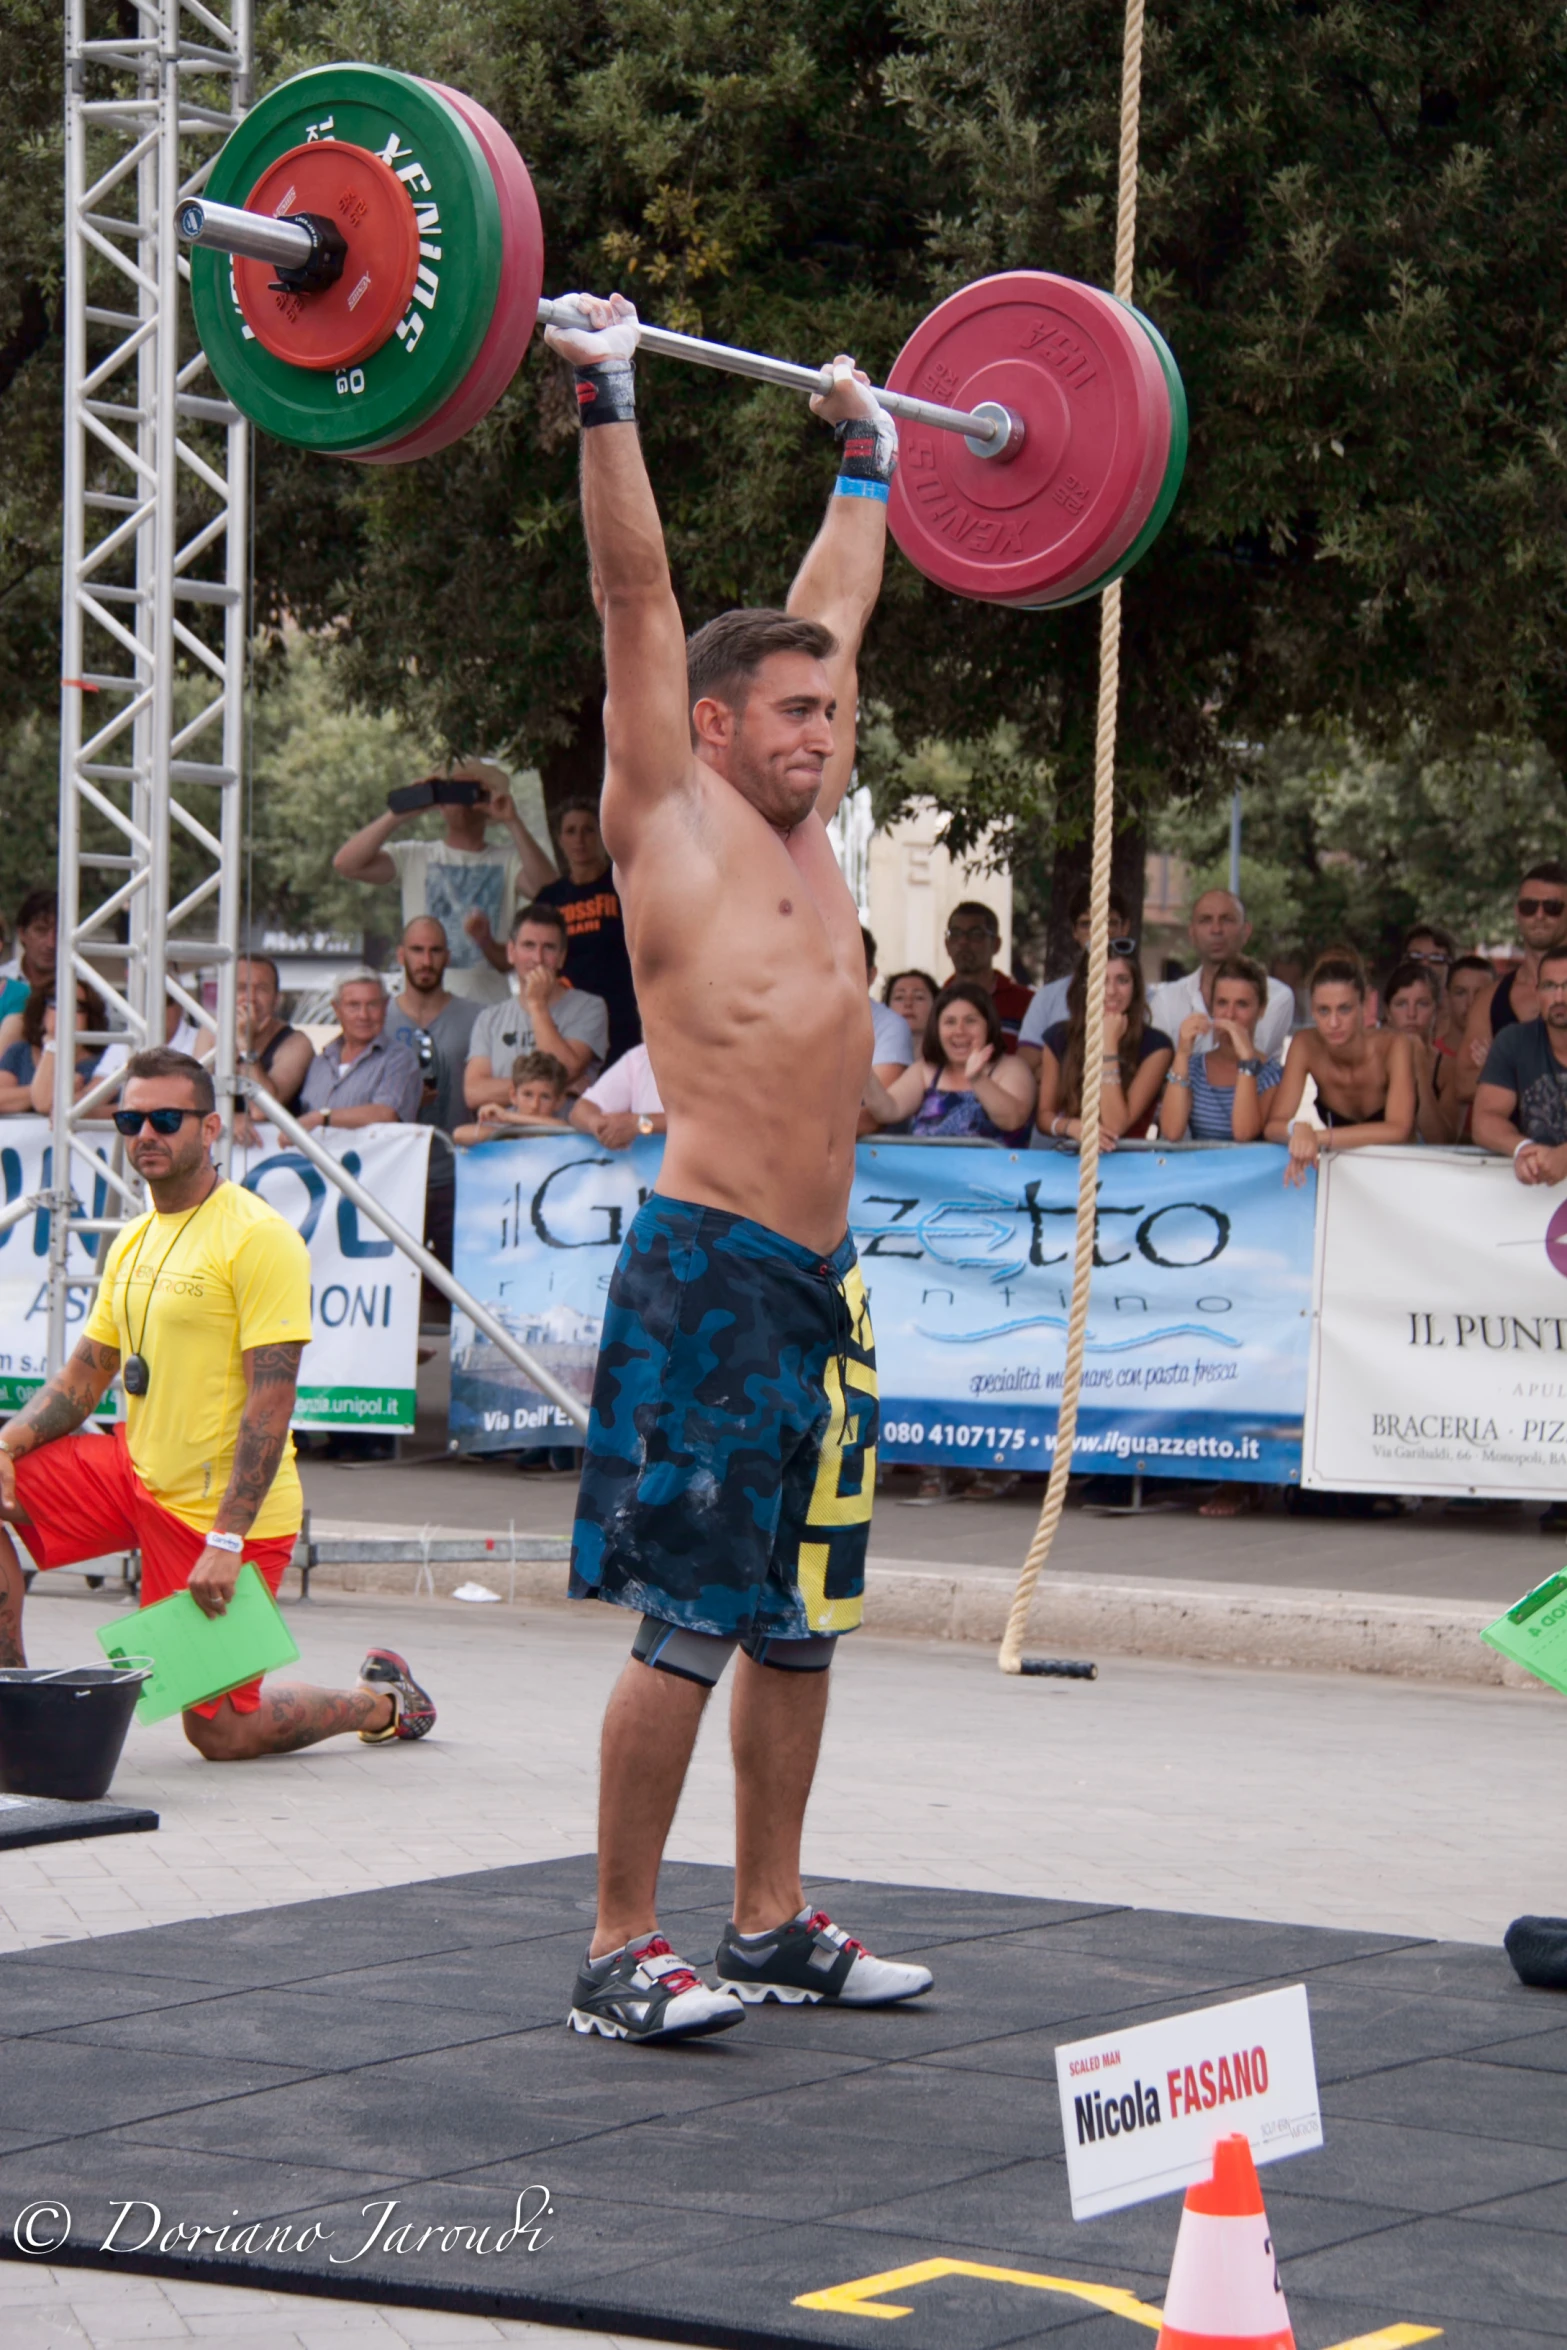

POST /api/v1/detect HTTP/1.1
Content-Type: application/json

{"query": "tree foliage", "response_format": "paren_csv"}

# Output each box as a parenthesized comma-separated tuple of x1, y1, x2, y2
(1160, 730, 1567, 974)
(4, 0, 1567, 935)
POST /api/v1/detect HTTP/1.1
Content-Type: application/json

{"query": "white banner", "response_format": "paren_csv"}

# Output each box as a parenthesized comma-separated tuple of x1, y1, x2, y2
(1305, 1146, 1567, 1499)
(233, 1124, 429, 1430)
(0, 1121, 120, 1409)
(0, 1118, 427, 1431)
(1055, 1985, 1322, 2219)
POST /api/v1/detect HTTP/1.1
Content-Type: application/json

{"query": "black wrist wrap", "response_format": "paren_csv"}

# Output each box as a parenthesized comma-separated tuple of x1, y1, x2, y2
(833, 411, 895, 485)
(575, 361, 636, 427)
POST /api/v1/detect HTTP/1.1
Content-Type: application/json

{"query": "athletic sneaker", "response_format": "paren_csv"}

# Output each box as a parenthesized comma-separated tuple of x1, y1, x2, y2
(568, 1935, 746, 2043)
(715, 1908, 934, 2006)
(357, 1647, 436, 1743)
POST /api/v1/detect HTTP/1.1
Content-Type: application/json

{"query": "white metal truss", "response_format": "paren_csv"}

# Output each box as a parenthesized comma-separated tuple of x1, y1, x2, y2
(47, 0, 252, 1366)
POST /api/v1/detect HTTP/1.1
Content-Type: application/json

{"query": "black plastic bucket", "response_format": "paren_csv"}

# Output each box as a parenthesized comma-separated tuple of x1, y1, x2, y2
(0, 1663, 152, 1802)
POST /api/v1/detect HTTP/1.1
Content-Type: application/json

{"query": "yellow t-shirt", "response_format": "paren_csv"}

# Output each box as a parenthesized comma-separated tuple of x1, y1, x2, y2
(85, 1180, 312, 1538)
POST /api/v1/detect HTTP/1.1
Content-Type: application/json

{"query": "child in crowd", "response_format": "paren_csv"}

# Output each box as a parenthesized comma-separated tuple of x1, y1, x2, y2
(452, 1050, 570, 1145)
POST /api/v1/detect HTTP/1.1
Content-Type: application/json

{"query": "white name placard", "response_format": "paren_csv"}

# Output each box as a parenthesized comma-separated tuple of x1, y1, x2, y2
(1055, 1984, 1322, 2219)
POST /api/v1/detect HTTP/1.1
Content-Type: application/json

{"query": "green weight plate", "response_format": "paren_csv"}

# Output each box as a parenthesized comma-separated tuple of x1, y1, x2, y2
(1011, 304, 1187, 611)
(191, 63, 503, 455)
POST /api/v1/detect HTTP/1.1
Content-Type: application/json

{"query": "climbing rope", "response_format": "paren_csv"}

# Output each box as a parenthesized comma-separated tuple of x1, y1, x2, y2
(999, 0, 1146, 1673)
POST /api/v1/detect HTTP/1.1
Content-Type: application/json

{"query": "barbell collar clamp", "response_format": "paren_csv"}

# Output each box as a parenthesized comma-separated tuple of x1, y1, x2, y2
(963, 400, 1025, 464)
(267, 213, 349, 295)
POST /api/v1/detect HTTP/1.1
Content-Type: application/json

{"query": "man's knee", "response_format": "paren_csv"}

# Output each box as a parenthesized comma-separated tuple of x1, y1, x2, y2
(631, 1616, 739, 1687)
(182, 1702, 256, 1761)
(743, 1632, 838, 1674)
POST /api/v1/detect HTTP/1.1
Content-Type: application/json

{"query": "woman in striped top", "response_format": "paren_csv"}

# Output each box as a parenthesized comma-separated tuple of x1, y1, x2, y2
(1158, 956, 1284, 1143)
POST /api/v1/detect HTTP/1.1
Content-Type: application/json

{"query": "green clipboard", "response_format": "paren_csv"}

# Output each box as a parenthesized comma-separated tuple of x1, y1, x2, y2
(1482, 1571, 1567, 1696)
(96, 1561, 300, 1724)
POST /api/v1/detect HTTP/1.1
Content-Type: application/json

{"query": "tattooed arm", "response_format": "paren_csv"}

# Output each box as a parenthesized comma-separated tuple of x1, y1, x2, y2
(0, 1338, 121, 1513)
(187, 1340, 304, 1619)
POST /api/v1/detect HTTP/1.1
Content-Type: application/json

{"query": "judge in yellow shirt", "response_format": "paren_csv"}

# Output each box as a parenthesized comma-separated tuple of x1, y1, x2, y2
(0, 1049, 435, 1758)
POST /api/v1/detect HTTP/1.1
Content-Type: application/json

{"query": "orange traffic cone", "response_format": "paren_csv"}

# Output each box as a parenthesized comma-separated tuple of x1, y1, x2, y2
(1156, 2132, 1295, 2350)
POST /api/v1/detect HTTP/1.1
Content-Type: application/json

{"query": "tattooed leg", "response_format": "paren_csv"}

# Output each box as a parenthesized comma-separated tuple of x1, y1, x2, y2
(0, 1529, 26, 1669)
(182, 1681, 393, 1760)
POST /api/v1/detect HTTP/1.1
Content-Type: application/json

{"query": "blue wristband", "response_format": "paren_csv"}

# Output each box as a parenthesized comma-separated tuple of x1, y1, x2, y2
(834, 476, 890, 502)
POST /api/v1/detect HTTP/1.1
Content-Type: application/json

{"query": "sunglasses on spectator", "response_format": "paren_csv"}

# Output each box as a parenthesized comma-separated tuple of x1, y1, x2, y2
(1518, 896, 1566, 917)
(112, 1107, 201, 1136)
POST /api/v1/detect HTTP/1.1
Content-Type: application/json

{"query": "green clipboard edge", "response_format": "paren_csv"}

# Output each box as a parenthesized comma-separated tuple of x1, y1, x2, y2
(1481, 1571, 1567, 1696)
(95, 1561, 301, 1725)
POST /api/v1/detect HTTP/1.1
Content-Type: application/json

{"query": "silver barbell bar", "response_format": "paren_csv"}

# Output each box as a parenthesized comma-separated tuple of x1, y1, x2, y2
(176, 200, 1020, 458)
(179, 197, 314, 269)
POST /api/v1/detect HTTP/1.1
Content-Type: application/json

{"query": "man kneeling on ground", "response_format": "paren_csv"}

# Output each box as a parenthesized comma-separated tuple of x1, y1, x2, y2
(0, 1048, 434, 1757)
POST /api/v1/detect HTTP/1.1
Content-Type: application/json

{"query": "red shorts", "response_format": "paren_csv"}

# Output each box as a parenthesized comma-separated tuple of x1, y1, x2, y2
(10, 1425, 297, 1717)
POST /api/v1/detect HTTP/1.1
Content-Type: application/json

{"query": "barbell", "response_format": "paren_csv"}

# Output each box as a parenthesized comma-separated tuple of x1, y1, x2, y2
(180, 62, 1187, 609)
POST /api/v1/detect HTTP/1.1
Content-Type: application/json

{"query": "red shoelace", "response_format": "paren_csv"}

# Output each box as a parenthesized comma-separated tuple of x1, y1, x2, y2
(807, 1911, 868, 1958)
(635, 1935, 701, 1995)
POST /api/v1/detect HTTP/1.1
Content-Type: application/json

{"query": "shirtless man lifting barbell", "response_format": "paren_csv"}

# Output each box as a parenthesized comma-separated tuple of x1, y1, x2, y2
(545, 292, 934, 2043)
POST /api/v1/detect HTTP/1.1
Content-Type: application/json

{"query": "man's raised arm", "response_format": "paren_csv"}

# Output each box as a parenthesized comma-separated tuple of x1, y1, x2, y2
(544, 296, 691, 848)
(787, 360, 893, 826)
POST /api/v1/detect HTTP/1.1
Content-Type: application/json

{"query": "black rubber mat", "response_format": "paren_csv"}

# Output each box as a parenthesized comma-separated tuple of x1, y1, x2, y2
(0, 1855, 1560, 2348)
(0, 1792, 157, 1851)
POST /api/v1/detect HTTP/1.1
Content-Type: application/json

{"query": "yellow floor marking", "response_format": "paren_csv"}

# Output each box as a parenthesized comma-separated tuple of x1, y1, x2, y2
(792, 2256, 1443, 2349)
(1322, 2333, 1443, 2350)
(794, 2257, 1163, 2326)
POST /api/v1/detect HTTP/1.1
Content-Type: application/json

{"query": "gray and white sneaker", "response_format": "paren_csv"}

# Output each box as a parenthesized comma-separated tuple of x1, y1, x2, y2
(568, 1934, 745, 2044)
(715, 1908, 934, 2006)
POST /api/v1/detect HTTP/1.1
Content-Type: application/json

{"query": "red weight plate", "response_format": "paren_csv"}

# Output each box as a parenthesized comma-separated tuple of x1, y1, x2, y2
(886, 272, 1170, 606)
(354, 81, 544, 463)
(235, 140, 421, 373)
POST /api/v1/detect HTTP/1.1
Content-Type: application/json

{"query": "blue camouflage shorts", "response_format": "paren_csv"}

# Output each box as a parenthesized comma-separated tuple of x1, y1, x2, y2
(568, 1195, 878, 1640)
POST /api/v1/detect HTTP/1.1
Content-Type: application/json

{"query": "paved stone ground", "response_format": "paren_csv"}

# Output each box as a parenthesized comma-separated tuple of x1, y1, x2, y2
(0, 2263, 642, 2347)
(297, 1450, 1556, 1607)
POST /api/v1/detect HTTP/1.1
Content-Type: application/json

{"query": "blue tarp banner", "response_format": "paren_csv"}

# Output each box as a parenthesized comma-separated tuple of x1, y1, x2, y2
(450, 1136, 1314, 1480)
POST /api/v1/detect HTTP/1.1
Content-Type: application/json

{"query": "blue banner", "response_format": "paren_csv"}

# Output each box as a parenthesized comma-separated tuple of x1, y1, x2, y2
(450, 1137, 1314, 1480)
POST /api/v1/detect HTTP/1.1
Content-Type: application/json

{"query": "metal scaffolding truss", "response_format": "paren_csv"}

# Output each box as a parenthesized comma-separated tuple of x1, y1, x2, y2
(45, 0, 252, 1366)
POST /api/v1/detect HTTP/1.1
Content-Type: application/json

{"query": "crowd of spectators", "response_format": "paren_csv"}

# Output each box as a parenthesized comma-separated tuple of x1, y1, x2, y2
(845, 861, 1567, 1193)
(4, 786, 1564, 1213)
(3, 802, 1564, 1515)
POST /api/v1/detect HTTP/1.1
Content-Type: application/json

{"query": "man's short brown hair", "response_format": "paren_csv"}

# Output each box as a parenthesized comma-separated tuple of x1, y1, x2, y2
(512, 901, 568, 942)
(685, 609, 837, 722)
(123, 1047, 214, 1114)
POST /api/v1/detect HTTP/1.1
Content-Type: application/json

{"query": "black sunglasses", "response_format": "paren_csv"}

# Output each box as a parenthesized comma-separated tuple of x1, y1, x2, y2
(113, 1107, 200, 1137)
(1519, 896, 1567, 918)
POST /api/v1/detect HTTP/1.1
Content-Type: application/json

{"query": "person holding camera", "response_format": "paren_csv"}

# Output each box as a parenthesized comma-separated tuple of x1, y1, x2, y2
(333, 762, 558, 1005)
